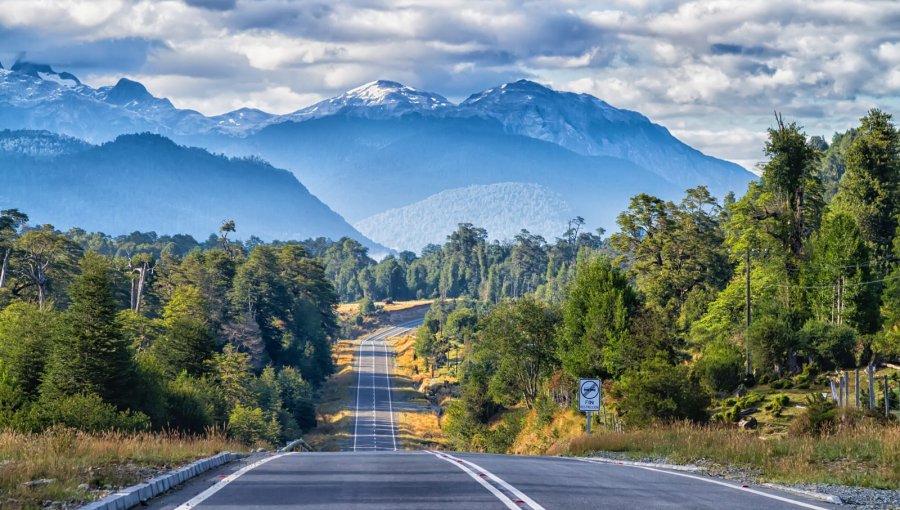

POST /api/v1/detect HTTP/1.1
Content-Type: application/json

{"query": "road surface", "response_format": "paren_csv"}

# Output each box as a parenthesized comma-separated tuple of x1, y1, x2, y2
(351, 321, 421, 452)
(152, 320, 838, 510)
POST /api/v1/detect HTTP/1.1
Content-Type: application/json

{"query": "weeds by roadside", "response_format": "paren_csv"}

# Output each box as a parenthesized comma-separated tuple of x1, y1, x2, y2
(0, 426, 242, 509)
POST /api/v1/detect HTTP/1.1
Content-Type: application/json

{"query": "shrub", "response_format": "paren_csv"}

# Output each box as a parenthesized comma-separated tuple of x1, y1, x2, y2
(358, 297, 375, 316)
(764, 394, 791, 416)
(613, 357, 709, 427)
(30, 393, 150, 432)
(801, 321, 857, 370)
(228, 405, 280, 446)
(694, 340, 743, 394)
(790, 393, 837, 436)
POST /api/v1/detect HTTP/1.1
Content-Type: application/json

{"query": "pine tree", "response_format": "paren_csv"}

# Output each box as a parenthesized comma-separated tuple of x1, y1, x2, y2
(41, 253, 135, 408)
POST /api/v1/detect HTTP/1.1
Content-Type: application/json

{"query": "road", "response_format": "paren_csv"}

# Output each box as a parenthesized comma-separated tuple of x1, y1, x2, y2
(351, 321, 421, 452)
(154, 320, 838, 510)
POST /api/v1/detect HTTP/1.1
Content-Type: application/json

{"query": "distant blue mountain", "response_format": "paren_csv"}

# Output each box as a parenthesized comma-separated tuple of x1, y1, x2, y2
(0, 62, 755, 252)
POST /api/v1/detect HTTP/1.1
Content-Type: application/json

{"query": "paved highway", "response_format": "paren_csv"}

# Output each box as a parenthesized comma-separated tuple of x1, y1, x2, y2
(351, 321, 421, 452)
(155, 320, 838, 509)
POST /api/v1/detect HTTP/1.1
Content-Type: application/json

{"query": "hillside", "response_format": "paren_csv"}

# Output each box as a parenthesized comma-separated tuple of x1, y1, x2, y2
(0, 131, 384, 251)
(354, 183, 574, 252)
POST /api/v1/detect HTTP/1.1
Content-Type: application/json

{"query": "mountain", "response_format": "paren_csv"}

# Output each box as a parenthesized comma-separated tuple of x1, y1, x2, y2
(0, 62, 756, 252)
(354, 183, 574, 252)
(0, 130, 386, 253)
(457, 80, 750, 192)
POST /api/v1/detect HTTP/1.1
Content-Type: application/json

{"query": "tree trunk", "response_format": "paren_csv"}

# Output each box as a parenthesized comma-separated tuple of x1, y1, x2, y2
(134, 264, 147, 314)
(0, 248, 9, 289)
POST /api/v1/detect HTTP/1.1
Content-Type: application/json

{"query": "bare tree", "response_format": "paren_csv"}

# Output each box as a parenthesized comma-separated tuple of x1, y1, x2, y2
(0, 209, 28, 289)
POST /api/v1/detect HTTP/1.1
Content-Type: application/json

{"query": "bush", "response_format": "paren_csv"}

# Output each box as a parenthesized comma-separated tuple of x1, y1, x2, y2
(28, 393, 150, 432)
(228, 405, 280, 446)
(358, 297, 375, 316)
(613, 357, 709, 427)
(694, 340, 743, 394)
(801, 321, 857, 370)
(790, 393, 837, 436)
(764, 394, 791, 416)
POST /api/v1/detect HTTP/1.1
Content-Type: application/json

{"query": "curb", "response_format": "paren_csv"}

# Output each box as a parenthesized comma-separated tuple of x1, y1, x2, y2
(575, 456, 703, 472)
(761, 483, 843, 505)
(79, 451, 246, 510)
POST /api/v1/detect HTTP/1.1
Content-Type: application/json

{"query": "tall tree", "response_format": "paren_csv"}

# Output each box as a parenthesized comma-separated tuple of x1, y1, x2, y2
(0, 209, 28, 290)
(12, 227, 81, 308)
(41, 253, 135, 408)
(835, 109, 900, 271)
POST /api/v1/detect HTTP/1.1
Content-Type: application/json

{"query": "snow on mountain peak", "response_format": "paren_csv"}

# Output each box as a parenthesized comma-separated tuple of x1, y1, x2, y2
(10, 61, 81, 88)
(284, 79, 453, 121)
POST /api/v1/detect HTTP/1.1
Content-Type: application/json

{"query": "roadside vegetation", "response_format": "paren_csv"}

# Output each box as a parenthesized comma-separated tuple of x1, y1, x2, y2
(0, 427, 241, 508)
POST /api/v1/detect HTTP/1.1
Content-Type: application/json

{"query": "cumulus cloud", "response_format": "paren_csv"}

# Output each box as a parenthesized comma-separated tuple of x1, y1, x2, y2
(1, 0, 899, 170)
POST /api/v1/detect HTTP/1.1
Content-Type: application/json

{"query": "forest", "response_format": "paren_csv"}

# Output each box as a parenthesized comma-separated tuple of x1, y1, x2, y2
(0, 109, 898, 449)
(0, 219, 337, 445)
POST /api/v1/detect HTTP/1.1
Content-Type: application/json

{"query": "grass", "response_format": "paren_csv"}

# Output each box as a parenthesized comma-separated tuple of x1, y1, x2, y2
(552, 421, 900, 489)
(0, 427, 242, 509)
(304, 338, 357, 451)
(390, 334, 448, 449)
(336, 299, 434, 315)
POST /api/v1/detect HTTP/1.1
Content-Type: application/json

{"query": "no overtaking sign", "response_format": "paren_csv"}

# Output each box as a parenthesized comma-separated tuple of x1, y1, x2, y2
(578, 378, 601, 412)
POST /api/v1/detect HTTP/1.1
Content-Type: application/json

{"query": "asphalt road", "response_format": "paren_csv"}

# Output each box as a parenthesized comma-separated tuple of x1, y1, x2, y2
(157, 319, 838, 509)
(352, 321, 421, 452)
(164, 451, 837, 509)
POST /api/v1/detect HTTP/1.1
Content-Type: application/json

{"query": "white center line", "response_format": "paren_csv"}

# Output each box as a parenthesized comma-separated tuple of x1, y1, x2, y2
(382, 335, 398, 451)
(426, 451, 521, 509)
(436, 451, 546, 510)
(352, 336, 366, 452)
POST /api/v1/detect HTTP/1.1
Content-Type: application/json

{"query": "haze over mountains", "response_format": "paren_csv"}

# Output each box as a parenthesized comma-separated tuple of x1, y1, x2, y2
(0, 61, 756, 252)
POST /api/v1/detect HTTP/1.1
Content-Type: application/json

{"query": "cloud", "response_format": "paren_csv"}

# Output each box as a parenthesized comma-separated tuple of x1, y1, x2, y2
(1, 0, 899, 170)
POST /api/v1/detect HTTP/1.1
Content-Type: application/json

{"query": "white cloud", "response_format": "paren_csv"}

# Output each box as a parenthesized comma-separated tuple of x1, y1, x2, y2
(2, 0, 899, 165)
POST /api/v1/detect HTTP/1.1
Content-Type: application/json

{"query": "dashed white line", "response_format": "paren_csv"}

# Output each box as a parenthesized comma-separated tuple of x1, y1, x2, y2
(382, 337, 398, 451)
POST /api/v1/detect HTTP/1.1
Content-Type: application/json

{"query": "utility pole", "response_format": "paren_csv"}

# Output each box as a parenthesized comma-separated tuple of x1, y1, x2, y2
(745, 248, 752, 376)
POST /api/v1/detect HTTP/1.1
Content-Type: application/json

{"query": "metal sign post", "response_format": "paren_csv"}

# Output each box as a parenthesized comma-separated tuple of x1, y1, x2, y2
(578, 378, 601, 434)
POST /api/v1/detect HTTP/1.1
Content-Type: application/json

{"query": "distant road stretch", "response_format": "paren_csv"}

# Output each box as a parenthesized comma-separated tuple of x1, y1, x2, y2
(154, 318, 837, 510)
(352, 320, 422, 452)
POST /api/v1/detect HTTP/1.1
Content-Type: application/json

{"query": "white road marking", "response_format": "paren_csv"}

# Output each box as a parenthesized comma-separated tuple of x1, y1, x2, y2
(426, 451, 521, 509)
(382, 337, 398, 451)
(173, 453, 291, 509)
(436, 451, 546, 510)
(571, 458, 830, 510)
(352, 336, 367, 452)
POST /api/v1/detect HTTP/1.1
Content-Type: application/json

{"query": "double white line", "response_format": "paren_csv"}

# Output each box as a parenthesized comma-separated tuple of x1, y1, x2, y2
(353, 325, 409, 452)
(426, 451, 545, 510)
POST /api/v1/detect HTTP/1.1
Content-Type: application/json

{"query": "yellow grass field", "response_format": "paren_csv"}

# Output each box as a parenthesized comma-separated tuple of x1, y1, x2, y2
(0, 428, 242, 509)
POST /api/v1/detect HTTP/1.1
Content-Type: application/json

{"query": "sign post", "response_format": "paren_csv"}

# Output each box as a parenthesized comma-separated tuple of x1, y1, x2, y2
(578, 378, 601, 434)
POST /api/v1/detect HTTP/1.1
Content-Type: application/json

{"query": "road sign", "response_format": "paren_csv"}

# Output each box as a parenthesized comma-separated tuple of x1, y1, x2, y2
(578, 378, 601, 412)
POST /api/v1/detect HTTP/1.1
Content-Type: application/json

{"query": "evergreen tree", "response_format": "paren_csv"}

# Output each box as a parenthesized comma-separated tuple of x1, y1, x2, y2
(41, 253, 135, 408)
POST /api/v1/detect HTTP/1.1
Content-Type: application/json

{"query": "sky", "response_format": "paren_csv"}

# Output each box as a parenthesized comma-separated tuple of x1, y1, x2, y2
(1, 0, 900, 172)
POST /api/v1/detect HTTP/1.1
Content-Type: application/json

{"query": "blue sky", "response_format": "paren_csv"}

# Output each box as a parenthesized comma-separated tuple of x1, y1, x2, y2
(2, 0, 899, 172)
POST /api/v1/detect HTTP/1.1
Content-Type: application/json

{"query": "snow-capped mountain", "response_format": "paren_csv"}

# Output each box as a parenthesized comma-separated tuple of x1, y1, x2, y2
(283, 80, 453, 122)
(458, 79, 747, 190)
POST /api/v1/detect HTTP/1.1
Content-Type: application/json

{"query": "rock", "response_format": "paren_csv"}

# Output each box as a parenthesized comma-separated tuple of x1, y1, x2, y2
(77, 483, 90, 491)
(23, 478, 55, 487)
(738, 416, 758, 430)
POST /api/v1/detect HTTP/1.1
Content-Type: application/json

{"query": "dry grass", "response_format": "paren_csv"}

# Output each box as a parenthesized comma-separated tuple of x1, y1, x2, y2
(389, 335, 447, 449)
(0, 427, 242, 509)
(305, 339, 357, 451)
(555, 421, 900, 489)
(336, 299, 434, 315)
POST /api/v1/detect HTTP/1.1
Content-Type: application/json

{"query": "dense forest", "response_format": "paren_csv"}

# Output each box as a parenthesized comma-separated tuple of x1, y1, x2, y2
(405, 110, 900, 449)
(0, 219, 337, 445)
(0, 109, 898, 449)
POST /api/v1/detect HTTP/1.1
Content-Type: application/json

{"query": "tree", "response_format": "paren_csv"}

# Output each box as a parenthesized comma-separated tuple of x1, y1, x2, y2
(557, 257, 639, 378)
(613, 357, 709, 427)
(127, 252, 155, 314)
(835, 109, 900, 270)
(151, 285, 215, 377)
(0, 209, 28, 289)
(477, 298, 560, 408)
(12, 227, 80, 308)
(41, 253, 135, 408)
(0, 302, 59, 398)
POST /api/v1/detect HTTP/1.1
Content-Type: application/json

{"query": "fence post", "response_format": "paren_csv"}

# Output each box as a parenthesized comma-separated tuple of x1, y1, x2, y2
(855, 368, 860, 408)
(885, 375, 890, 417)
(869, 364, 876, 410)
